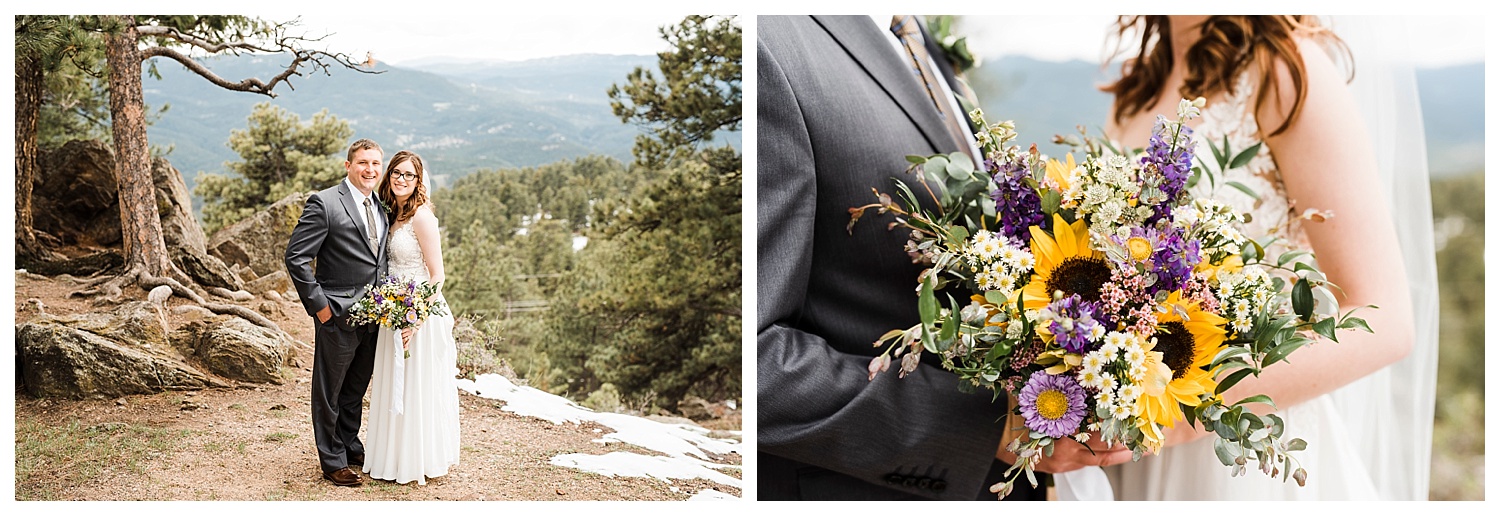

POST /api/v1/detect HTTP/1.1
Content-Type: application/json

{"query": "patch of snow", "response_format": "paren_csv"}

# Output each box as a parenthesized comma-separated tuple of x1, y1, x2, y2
(457, 374, 741, 489)
(688, 489, 738, 501)
(548, 452, 740, 488)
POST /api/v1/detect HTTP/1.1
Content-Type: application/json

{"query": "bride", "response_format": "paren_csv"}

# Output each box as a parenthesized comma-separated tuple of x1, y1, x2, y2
(364, 150, 462, 485)
(1097, 15, 1439, 500)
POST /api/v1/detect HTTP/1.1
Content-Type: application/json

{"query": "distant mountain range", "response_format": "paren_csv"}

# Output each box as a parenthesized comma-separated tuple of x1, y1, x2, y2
(144, 53, 742, 196)
(144, 53, 1474, 205)
(969, 56, 1483, 177)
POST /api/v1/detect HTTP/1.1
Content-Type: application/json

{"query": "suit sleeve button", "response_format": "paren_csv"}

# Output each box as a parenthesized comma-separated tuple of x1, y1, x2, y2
(932, 480, 947, 493)
(885, 474, 904, 485)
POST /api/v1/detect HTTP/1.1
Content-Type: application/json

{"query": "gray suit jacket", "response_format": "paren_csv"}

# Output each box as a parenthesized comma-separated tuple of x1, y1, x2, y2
(757, 15, 1029, 501)
(284, 181, 391, 331)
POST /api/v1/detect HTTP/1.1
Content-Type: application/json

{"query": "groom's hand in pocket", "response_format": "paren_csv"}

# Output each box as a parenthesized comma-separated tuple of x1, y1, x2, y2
(316, 306, 332, 324)
(998, 437, 1133, 474)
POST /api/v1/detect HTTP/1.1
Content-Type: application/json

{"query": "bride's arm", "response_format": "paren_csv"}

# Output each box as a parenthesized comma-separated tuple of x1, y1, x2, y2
(413, 204, 446, 289)
(1210, 36, 1415, 420)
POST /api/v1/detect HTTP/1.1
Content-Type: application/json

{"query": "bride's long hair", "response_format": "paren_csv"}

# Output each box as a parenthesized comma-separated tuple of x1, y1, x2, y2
(378, 150, 429, 224)
(1103, 15, 1352, 137)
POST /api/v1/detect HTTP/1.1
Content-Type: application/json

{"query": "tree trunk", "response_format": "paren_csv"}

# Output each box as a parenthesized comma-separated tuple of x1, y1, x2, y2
(104, 16, 172, 277)
(15, 53, 44, 262)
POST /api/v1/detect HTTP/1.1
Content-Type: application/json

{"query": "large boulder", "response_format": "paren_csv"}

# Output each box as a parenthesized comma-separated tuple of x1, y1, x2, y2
(153, 157, 242, 290)
(243, 270, 292, 296)
(31, 139, 241, 289)
(33, 139, 119, 247)
(16, 301, 228, 399)
(209, 192, 309, 279)
(176, 317, 296, 384)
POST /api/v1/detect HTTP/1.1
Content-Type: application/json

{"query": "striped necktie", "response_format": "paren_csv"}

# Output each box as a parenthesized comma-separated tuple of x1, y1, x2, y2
(363, 197, 379, 254)
(890, 15, 974, 158)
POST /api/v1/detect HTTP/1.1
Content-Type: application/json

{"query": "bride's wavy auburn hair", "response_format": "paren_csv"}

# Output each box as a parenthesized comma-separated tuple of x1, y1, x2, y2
(1103, 15, 1353, 137)
(378, 150, 429, 225)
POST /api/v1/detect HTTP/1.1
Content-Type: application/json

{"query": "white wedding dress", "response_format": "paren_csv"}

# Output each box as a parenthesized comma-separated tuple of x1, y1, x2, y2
(1103, 71, 1379, 500)
(364, 219, 462, 485)
(1102, 19, 1439, 498)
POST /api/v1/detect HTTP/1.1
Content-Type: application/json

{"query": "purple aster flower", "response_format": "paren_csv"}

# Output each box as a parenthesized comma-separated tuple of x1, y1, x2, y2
(1018, 371, 1088, 439)
(1046, 294, 1106, 353)
(405, 311, 418, 325)
(989, 156, 1044, 245)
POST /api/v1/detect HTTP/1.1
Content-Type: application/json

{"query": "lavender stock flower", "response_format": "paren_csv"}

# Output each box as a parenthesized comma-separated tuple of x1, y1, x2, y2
(1045, 295, 1107, 353)
(1142, 117, 1196, 224)
(990, 156, 1044, 244)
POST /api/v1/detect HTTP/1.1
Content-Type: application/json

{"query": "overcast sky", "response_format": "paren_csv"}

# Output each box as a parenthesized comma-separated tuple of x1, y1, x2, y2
(957, 15, 1485, 68)
(278, 13, 693, 65)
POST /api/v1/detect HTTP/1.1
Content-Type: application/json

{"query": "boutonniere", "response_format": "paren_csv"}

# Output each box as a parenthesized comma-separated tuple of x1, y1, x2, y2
(925, 15, 977, 75)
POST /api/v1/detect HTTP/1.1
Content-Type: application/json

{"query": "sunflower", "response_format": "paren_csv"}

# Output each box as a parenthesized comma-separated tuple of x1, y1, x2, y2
(1134, 291, 1228, 431)
(1044, 153, 1078, 195)
(1017, 214, 1111, 311)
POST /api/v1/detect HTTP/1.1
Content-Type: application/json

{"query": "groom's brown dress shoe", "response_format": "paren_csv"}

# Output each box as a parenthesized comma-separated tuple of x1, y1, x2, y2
(349, 454, 364, 468)
(323, 467, 363, 487)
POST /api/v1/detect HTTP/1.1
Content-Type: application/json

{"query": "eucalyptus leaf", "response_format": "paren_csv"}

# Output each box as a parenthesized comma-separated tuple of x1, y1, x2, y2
(1213, 439, 1237, 466)
(948, 225, 970, 243)
(924, 156, 950, 178)
(906, 155, 929, 165)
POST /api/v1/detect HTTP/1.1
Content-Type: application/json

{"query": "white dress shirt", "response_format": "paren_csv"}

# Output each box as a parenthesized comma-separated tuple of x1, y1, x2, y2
(344, 177, 384, 243)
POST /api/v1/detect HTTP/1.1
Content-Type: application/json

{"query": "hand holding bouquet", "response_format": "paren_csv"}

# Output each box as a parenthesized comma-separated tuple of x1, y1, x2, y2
(349, 275, 449, 359)
(853, 99, 1374, 497)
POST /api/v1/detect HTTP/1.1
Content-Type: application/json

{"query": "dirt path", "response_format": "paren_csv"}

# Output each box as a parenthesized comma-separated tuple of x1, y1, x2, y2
(13, 273, 742, 501)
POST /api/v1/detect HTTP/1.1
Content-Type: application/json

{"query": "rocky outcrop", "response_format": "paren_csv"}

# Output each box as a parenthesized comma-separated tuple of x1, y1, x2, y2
(175, 317, 296, 385)
(16, 301, 301, 398)
(152, 157, 241, 291)
(16, 301, 228, 399)
(33, 139, 119, 247)
(31, 139, 241, 289)
(209, 192, 309, 279)
(243, 270, 292, 296)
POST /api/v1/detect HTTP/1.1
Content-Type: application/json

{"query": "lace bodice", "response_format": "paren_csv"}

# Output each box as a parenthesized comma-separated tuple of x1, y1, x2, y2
(1190, 72, 1309, 254)
(387, 221, 430, 283)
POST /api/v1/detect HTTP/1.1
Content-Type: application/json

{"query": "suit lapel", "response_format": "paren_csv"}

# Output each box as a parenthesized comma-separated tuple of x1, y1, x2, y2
(812, 15, 954, 155)
(376, 200, 392, 263)
(337, 182, 377, 260)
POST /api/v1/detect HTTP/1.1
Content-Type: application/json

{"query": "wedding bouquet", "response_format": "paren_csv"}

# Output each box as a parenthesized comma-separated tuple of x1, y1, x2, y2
(853, 99, 1374, 497)
(349, 275, 449, 359)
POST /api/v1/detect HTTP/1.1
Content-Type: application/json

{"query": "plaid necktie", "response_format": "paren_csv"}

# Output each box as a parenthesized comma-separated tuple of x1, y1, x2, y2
(890, 15, 974, 158)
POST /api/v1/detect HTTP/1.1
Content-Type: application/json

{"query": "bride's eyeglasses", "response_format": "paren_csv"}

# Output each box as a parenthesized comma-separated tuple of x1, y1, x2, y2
(391, 171, 419, 183)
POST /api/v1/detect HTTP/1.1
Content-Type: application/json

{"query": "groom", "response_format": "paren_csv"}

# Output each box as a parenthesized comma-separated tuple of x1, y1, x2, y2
(285, 138, 391, 487)
(757, 15, 1129, 501)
